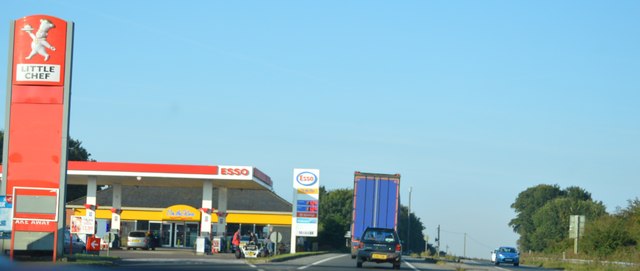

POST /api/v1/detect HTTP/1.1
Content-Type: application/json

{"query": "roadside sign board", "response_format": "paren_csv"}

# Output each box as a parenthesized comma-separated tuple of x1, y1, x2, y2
(12, 187, 59, 221)
(70, 215, 95, 234)
(292, 169, 320, 237)
(569, 215, 586, 238)
(0, 196, 13, 233)
(3, 14, 73, 260)
(11, 187, 59, 232)
(86, 236, 101, 252)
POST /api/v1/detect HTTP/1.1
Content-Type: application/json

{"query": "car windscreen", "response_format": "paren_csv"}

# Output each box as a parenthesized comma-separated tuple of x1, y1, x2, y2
(129, 232, 146, 237)
(362, 229, 397, 243)
(500, 247, 516, 253)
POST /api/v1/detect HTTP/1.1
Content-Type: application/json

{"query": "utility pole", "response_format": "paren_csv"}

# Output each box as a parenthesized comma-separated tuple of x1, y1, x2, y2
(407, 187, 411, 253)
(436, 225, 440, 257)
(464, 233, 467, 258)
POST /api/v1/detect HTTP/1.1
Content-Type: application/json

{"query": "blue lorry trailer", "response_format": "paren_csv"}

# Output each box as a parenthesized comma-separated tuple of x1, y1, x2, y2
(350, 172, 401, 258)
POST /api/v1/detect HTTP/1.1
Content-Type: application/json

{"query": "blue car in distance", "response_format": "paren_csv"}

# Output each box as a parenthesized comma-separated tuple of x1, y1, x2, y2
(491, 246, 519, 266)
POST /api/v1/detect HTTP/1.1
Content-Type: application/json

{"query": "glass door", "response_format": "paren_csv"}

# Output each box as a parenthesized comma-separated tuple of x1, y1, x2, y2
(161, 222, 173, 247)
(185, 223, 199, 248)
(149, 222, 161, 237)
(149, 222, 161, 248)
(174, 223, 185, 247)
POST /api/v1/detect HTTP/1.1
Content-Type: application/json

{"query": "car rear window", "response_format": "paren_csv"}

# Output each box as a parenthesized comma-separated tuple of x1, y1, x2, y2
(362, 229, 397, 243)
(129, 232, 146, 237)
(500, 247, 516, 253)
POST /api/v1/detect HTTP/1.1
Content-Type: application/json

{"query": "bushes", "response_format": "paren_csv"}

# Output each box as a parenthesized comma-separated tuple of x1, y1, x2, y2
(582, 215, 635, 257)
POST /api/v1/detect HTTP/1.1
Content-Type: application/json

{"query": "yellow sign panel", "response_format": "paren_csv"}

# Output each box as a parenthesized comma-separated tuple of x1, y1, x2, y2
(297, 188, 319, 194)
(161, 204, 200, 221)
(75, 206, 291, 225)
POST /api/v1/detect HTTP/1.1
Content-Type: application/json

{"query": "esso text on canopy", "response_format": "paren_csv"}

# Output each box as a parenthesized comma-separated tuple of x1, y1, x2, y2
(296, 171, 318, 187)
(220, 167, 250, 176)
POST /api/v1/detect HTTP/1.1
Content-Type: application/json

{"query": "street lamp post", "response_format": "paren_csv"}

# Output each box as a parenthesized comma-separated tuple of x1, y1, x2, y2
(407, 187, 412, 253)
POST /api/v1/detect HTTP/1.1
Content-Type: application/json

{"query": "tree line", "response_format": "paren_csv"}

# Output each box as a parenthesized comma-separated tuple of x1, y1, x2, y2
(510, 184, 639, 258)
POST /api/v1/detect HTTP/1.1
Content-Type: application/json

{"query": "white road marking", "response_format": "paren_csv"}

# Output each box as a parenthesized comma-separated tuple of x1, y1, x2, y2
(495, 266, 511, 271)
(247, 263, 257, 268)
(403, 260, 419, 271)
(297, 254, 347, 270)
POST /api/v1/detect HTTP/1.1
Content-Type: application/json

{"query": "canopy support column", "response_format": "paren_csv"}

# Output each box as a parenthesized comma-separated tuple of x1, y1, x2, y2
(216, 187, 228, 236)
(111, 183, 122, 234)
(200, 180, 213, 236)
(85, 176, 97, 235)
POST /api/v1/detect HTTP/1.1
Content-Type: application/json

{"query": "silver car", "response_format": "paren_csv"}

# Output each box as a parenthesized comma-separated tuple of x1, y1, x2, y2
(127, 231, 154, 250)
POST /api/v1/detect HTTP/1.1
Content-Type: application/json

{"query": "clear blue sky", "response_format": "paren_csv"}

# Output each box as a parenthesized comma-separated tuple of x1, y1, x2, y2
(2, 1, 639, 259)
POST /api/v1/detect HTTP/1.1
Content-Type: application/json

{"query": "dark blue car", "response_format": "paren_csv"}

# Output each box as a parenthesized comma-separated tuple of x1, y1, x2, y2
(491, 246, 520, 266)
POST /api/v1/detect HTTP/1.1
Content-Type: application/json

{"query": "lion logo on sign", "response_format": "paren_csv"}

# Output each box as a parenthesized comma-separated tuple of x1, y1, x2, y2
(22, 19, 56, 61)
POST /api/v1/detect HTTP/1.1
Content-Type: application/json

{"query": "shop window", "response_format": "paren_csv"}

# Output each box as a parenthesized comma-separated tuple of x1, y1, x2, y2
(137, 220, 149, 231)
(227, 223, 240, 236)
(255, 225, 265, 239)
(120, 221, 136, 244)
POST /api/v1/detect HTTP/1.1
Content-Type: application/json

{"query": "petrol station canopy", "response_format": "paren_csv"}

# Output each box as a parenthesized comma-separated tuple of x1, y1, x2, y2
(1, 161, 274, 190)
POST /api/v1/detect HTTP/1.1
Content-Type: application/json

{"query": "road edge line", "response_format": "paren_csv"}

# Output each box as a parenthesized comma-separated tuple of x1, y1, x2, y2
(297, 254, 346, 270)
(403, 259, 419, 271)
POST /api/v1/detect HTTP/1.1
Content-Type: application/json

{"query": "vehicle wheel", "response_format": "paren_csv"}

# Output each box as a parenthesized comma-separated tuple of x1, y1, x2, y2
(514, 263, 519, 267)
(152, 247, 156, 251)
(127, 247, 131, 250)
(356, 258, 363, 268)
(351, 254, 356, 259)
(393, 262, 400, 269)
(494, 261, 499, 266)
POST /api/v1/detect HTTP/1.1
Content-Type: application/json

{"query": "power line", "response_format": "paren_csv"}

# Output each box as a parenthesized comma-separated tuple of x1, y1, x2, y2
(466, 234, 494, 250)
(441, 229, 464, 235)
(439, 229, 494, 250)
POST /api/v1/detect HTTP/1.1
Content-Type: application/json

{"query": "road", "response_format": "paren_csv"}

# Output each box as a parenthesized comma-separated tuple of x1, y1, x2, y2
(107, 250, 557, 271)
(3, 248, 558, 271)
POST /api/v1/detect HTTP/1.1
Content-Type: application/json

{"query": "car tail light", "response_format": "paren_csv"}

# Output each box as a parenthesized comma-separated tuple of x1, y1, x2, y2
(358, 242, 364, 249)
(395, 244, 402, 252)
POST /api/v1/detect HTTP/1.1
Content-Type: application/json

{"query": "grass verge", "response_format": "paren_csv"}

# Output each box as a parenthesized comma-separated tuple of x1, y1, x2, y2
(525, 258, 640, 271)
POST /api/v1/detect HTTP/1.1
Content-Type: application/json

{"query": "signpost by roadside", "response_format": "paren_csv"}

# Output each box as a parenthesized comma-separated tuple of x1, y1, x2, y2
(0, 196, 12, 254)
(569, 215, 586, 254)
(269, 231, 283, 256)
(86, 236, 101, 254)
(2, 14, 74, 261)
(290, 169, 320, 254)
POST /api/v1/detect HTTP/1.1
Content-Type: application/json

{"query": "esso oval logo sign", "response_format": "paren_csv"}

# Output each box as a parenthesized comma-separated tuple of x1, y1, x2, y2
(221, 167, 250, 176)
(296, 172, 318, 187)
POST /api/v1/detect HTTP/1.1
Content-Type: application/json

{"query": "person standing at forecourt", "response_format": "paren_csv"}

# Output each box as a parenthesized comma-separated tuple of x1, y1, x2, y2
(232, 229, 240, 250)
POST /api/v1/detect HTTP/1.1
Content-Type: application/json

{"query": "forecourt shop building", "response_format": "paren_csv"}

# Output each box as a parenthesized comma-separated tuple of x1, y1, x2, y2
(1, 161, 293, 251)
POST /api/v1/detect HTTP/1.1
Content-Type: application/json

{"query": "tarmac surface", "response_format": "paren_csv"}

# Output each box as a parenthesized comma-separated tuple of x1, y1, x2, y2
(99, 247, 238, 260)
